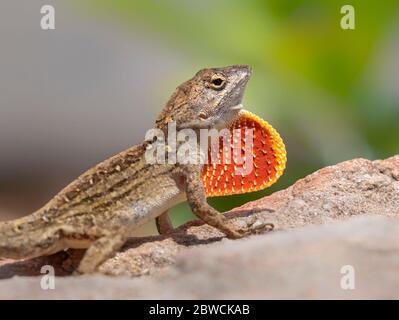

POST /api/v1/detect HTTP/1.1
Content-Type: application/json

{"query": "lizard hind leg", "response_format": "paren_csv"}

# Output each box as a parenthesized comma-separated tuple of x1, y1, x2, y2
(76, 233, 127, 274)
(155, 211, 174, 235)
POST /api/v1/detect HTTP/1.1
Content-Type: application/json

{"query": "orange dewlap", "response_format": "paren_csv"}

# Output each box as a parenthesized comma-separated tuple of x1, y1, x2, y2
(201, 110, 287, 197)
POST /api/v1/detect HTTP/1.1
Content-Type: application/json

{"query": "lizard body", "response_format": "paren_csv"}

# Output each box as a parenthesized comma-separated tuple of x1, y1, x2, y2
(0, 65, 271, 273)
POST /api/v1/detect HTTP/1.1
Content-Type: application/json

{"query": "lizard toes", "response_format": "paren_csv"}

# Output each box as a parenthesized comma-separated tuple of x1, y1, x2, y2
(239, 221, 274, 237)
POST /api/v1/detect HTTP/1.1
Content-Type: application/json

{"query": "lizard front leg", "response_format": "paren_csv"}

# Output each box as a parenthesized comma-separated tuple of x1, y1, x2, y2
(181, 165, 272, 239)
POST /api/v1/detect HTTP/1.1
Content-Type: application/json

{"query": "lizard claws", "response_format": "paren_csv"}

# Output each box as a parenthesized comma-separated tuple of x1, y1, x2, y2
(239, 221, 274, 237)
(224, 220, 274, 239)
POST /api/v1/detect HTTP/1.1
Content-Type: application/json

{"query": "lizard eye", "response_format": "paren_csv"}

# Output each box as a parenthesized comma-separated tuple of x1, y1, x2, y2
(210, 74, 226, 90)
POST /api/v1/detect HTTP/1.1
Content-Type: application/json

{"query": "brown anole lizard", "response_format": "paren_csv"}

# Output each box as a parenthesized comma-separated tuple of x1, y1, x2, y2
(0, 65, 276, 274)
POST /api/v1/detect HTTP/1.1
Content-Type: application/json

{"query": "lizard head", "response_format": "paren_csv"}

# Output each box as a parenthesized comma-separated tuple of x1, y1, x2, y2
(156, 65, 251, 130)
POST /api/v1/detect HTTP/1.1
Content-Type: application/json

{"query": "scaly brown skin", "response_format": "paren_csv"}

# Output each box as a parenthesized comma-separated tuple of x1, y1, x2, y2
(0, 65, 269, 274)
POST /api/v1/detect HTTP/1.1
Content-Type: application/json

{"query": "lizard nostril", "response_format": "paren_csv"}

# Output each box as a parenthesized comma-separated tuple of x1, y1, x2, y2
(198, 112, 208, 120)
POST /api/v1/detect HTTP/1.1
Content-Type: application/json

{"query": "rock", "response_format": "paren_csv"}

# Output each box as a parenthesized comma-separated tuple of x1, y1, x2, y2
(1, 215, 399, 299)
(233, 155, 399, 228)
(0, 155, 398, 299)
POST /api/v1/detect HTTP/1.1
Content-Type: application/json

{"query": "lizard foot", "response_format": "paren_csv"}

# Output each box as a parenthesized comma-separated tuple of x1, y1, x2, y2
(225, 218, 274, 239)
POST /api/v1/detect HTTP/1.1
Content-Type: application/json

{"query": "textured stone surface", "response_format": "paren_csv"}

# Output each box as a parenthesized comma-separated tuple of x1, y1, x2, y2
(0, 155, 398, 299)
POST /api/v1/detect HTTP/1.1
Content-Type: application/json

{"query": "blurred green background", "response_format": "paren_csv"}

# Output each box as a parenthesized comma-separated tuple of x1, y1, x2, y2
(0, 0, 398, 233)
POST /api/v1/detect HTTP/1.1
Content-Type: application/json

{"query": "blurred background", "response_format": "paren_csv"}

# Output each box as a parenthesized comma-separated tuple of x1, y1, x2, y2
(0, 0, 398, 235)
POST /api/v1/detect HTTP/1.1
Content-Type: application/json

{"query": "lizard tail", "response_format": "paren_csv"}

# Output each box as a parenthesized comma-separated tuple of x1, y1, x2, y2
(0, 216, 43, 260)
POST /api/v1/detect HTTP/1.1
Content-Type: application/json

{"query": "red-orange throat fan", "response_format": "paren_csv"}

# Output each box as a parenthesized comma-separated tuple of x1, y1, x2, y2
(201, 110, 287, 197)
